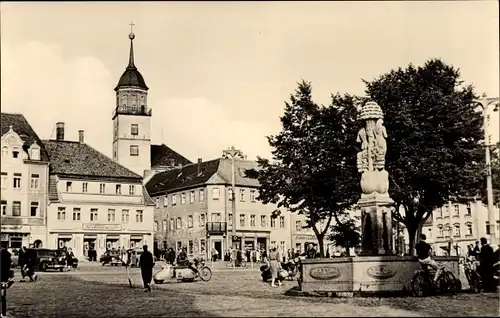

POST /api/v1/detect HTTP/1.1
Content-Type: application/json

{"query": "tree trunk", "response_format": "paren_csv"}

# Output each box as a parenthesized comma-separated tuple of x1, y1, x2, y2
(317, 234, 325, 257)
(406, 223, 418, 256)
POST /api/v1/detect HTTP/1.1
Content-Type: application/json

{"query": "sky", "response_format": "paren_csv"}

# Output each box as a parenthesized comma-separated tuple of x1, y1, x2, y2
(1, 2, 499, 163)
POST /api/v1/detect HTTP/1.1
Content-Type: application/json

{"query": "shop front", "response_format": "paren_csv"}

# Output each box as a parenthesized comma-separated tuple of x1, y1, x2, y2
(292, 233, 317, 254)
(1, 225, 31, 249)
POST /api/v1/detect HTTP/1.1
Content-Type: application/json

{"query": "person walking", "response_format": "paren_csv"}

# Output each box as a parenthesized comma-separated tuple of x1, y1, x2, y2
(268, 247, 282, 288)
(139, 245, 154, 292)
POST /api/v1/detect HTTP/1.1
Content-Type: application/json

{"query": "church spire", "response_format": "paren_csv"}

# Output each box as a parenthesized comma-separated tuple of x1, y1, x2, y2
(128, 21, 136, 69)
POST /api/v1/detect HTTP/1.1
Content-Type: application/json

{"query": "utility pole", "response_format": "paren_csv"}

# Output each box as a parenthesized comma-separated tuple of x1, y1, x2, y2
(472, 94, 499, 245)
(222, 146, 244, 252)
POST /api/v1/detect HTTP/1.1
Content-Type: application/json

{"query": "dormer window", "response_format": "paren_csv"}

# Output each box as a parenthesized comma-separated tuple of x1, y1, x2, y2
(30, 142, 41, 161)
(12, 150, 19, 158)
(66, 182, 73, 192)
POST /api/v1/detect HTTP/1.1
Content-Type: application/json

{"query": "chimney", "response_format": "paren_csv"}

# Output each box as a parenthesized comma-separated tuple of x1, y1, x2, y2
(197, 158, 202, 175)
(78, 130, 84, 143)
(56, 122, 65, 141)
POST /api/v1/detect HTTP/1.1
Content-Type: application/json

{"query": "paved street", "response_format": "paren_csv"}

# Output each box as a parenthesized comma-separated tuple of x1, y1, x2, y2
(3, 262, 499, 317)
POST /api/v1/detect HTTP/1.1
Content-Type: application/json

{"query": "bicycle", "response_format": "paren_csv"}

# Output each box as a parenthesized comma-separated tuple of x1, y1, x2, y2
(225, 259, 247, 268)
(411, 261, 458, 297)
(460, 257, 481, 293)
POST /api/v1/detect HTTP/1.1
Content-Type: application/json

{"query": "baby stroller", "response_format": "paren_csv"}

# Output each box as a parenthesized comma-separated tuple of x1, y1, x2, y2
(260, 264, 287, 282)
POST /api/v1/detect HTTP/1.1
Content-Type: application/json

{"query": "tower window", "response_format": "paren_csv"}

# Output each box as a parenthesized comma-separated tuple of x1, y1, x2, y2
(130, 145, 139, 156)
(131, 124, 139, 136)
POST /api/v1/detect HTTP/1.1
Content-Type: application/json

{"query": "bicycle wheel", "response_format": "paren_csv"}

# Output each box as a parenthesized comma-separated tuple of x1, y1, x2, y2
(411, 272, 430, 297)
(469, 271, 481, 293)
(199, 266, 212, 282)
(442, 271, 458, 294)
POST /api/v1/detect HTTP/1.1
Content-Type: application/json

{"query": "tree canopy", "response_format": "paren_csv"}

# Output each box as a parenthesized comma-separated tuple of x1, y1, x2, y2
(247, 80, 360, 256)
(364, 58, 484, 252)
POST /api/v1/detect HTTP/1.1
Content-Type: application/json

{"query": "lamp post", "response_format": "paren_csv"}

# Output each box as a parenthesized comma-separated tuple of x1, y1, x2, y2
(471, 94, 499, 245)
(222, 146, 244, 252)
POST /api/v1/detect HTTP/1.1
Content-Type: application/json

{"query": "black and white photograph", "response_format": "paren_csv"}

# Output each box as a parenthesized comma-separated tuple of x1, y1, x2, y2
(0, 1, 499, 317)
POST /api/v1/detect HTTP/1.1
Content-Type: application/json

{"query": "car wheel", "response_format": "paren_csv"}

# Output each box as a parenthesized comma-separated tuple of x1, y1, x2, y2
(41, 262, 48, 272)
(60, 267, 64, 272)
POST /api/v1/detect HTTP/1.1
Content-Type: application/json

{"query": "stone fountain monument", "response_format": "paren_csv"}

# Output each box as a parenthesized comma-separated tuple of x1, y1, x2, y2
(298, 101, 460, 296)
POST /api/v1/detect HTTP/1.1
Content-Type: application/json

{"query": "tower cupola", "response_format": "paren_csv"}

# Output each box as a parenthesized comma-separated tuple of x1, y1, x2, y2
(115, 25, 149, 92)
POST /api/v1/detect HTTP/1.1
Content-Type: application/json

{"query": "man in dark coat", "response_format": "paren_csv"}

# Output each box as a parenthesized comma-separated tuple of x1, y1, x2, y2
(0, 248, 13, 286)
(478, 237, 495, 292)
(138, 245, 154, 292)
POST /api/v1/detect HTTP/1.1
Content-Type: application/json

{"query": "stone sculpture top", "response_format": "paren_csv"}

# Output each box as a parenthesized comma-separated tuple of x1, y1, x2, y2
(356, 101, 389, 196)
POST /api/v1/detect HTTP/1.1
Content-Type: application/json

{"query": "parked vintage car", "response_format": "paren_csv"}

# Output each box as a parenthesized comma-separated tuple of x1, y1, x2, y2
(30, 248, 66, 272)
(127, 247, 157, 267)
(100, 250, 125, 266)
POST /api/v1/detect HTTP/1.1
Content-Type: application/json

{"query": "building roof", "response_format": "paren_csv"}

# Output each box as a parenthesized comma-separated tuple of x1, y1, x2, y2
(151, 144, 192, 169)
(145, 158, 260, 196)
(115, 33, 148, 91)
(43, 140, 142, 182)
(1, 113, 50, 162)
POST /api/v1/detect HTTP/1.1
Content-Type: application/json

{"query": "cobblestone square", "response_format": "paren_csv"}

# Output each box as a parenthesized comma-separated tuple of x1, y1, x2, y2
(3, 263, 499, 317)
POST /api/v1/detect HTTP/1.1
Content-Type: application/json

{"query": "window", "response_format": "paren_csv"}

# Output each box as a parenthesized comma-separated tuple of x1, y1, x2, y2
(188, 215, 193, 228)
(82, 182, 88, 193)
(136, 210, 143, 223)
(438, 225, 443, 237)
(190, 191, 195, 203)
(129, 185, 135, 195)
(200, 239, 206, 254)
(444, 206, 450, 218)
(30, 148, 40, 160)
(280, 241, 285, 253)
(466, 223, 473, 236)
(279, 216, 285, 228)
(154, 221, 158, 232)
(176, 217, 182, 229)
(212, 188, 220, 200)
(90, 209, 98, 221)
(30, 174, 39, 189)
(181, 193, 186, 204)
(271, 241, 276, 247)
(271, 217, 276, 228)
(437, 208, 442, 218)
(12, 201, 21, 216)
(453, 205, 459, 216)
(155, 197, 160, 208)
(240, 189, 245, 201)
(1, 200, 6, 215)
(466, 204, 471, 216)
(163, 195, 168, 207)
(66, 181, 72, 192)
(199, 189, 204, 202)
(454, 224, 461, 237)
(250, 215, 256, 227)
(130, 145, 139, 156)
(57, 207, 66, 220)
(261, 215, 267, 227)
(170, 218, 174, 230)
(296, 220, 302, 231)
(1, 172, 6, 189)
(13, 173, 21, 189)
(131, 124, 139, 136)
(444, 226, 451, 237)
(199, 214, 205, 227)
(122, 209, 130, 223)
(188, 240, 194, 255)
(250, 190, 256, 202)
(12, 150, 19, 158)
(211, 213, 221, 222)
(116, 185, 121, 194)
(240, 214, 246, 227)
(172, 194, 177, 205)
(1, 147, 7, 157)
(162, 220, 167, 232)
(486, 221, 491, 235)
(228, 188, 233, 201)
(108, 209, 116, 222)
(72, 208, 81, 221)
(100, 183, 106, 194)
(30, 202, 39, 217)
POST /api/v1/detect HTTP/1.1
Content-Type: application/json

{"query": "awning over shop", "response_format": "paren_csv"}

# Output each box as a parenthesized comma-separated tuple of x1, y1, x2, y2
(130, 235, 143, 240)
(58, 234, 73, 239)
(84, 234, 97, 239)
(106, 235, 120, 240)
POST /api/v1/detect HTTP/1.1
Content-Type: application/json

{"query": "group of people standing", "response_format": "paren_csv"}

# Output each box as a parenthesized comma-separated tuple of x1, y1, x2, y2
(467, 238, 499, 293)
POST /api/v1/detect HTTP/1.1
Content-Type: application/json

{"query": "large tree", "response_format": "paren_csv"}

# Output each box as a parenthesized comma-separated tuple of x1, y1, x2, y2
(248, 81, 360, 257)
(328, 215, 361, 256)
(364, 59, 484, 253)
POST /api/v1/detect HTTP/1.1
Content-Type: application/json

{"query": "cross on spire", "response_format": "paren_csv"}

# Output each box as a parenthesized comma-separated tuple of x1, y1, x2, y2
(129, 21, 135, 34)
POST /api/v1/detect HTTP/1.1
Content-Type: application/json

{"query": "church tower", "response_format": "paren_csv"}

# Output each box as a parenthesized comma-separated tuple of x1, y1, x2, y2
(112, 24, 151, 177)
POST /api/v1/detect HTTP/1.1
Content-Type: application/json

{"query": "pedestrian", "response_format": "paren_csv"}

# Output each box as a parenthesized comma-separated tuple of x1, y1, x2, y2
(18, 247, 27, 282)
(1, 247, 14, 288)
(478, 237, 495, 292)
(306, 243, 316, 259)
(139, 245, 154, 292)
(473, 241, 481, 255)
(268, 247, 282, 288)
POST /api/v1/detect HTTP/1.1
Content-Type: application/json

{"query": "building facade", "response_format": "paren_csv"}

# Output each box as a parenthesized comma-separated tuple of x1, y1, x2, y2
(43, 124, 155, 260)
(146, 156, 297, 260)
(423, 200, 500, 255)
(1, 113, 50, 249)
